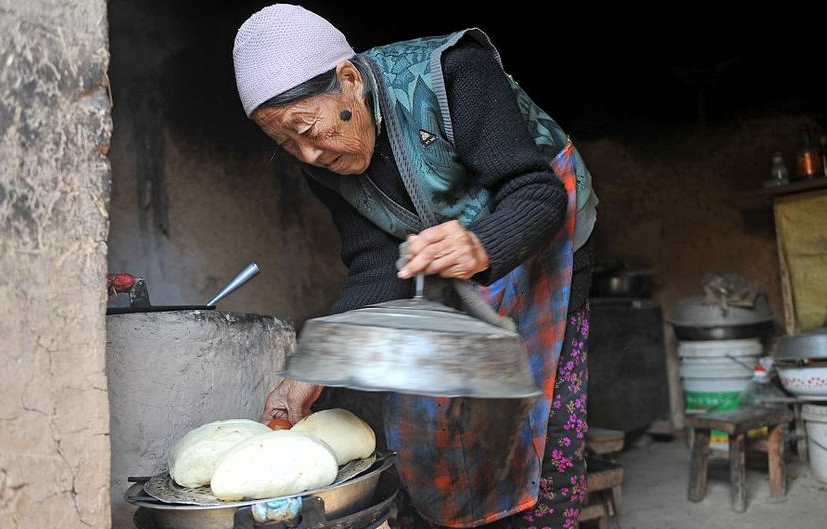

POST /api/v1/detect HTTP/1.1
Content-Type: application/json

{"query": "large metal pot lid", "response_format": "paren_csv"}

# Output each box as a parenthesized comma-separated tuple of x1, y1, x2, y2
(666, 296, 774, 327)
(310, 298, 516, 336)
(776, 328, 827, 361)
(287, 298, 539, 399)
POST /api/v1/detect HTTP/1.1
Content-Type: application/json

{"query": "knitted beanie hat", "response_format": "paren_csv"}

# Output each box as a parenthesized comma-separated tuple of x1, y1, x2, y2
(233, 4, 356, 117)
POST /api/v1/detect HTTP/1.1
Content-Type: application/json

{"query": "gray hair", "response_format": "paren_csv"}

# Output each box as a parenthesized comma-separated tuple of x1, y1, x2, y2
(256, 54, 374, 110)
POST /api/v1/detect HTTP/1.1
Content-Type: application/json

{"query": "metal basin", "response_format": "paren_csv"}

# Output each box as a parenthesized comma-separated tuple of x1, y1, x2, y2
(777, 365, 827, 399)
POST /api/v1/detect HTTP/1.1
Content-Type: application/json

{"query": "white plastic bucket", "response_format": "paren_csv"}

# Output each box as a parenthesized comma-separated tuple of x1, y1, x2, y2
(678, 338, 762, 358)
(679, 340, 760, 450)
(802, 404, 827, 483)
(679, 356, 757, 381)
(681, 375, 753, 394)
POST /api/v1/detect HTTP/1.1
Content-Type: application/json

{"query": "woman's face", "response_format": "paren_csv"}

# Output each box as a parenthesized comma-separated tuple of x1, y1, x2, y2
(252, 60, 376, 176)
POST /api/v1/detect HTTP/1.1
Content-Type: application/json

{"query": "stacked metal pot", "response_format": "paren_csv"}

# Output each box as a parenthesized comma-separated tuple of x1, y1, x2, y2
(667, 296, 775, 448)
(775, 328, 827, 400)
(775, 328, 827, 482)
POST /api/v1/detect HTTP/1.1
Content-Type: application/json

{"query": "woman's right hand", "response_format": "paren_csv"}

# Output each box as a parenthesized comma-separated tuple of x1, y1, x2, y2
(260, 380, 324, 425)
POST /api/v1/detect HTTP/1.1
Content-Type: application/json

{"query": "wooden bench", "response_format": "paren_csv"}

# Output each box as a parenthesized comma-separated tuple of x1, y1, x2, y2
(686, 408, 794, 512)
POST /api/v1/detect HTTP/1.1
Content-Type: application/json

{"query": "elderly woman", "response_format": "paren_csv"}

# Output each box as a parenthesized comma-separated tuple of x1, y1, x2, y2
(234, 4, 597, 529)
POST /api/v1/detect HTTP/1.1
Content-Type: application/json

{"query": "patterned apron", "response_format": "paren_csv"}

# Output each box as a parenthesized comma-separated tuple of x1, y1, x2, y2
(383, 139, 579, 527)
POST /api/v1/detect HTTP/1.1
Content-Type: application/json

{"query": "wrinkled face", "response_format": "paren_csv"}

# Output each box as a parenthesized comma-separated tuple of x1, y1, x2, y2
(252, 60, 376, 175)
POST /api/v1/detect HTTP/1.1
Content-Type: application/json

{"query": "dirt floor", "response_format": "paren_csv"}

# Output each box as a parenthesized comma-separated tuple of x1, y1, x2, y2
(617, 436, 827, 529)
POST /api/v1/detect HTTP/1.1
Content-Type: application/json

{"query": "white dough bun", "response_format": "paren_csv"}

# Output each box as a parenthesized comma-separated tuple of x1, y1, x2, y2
(291, 408, 376, 465)
(210, 430, 338, 501)
(168, 419, 272, 488)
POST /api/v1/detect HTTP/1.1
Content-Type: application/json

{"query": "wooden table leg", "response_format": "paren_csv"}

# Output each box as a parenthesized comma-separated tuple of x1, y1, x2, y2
(795, 402, 808, 463)
(611, 484, 623, 515)
(688, 428, 711, 501)
(768, 423, 787, 499)
(598, 494, 612, 529)
(729, 433, 747, 512)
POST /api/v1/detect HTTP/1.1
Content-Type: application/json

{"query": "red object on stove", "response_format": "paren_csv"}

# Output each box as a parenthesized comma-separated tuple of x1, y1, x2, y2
(267, 418, 293, 430)
(107, 273, 136, 293)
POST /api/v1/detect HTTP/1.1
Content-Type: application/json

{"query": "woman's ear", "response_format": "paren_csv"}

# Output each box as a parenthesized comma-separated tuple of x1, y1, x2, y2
(336, 59, 363, 96)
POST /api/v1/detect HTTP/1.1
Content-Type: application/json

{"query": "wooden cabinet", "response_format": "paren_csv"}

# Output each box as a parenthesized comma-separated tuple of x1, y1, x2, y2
(774, 189, 827, 333)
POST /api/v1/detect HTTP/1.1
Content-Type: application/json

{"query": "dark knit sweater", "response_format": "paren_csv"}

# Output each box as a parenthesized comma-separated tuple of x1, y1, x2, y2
(306, 37, 579, 315)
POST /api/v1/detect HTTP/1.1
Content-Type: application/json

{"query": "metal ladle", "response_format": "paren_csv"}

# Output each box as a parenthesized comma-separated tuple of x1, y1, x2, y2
(206, 263, 261, 306)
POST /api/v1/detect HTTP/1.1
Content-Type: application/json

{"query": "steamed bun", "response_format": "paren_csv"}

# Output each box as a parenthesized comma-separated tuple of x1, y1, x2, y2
(168, 419, 271, 488)
(291, 408, 375, 465)
(210, 430, 338, 500)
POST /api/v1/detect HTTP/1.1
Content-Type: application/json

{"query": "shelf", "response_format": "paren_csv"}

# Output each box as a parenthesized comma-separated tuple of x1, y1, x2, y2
(747, 177, 827, 199)
(734, 178, 827, 211)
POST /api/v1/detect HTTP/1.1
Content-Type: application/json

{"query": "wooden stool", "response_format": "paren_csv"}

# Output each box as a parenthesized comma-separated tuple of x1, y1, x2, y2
(586, 428, 625, 514)
(587, 427, 625, 460)
(578, 457, 623, 529)
(686, 408, 794, 512)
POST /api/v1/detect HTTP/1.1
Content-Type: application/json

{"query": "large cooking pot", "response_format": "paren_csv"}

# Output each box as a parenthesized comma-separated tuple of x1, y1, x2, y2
(774, 328, 827, 399)
(666, 296, 774, 341)
(107, 309, 293, 529)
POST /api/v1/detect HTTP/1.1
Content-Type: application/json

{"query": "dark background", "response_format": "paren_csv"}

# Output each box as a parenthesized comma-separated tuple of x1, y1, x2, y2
(133, 1, 825, 153)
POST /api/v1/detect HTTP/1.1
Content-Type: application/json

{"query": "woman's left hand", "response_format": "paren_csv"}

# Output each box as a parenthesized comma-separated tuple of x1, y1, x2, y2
(260, 380, 323, 425)
(398, 220, 489, 280)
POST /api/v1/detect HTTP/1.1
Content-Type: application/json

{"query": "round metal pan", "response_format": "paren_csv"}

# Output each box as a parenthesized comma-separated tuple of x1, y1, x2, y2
(126, 454, 395, 529)
(133, 486, 397, 529)
(143, 454, 377, 506)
